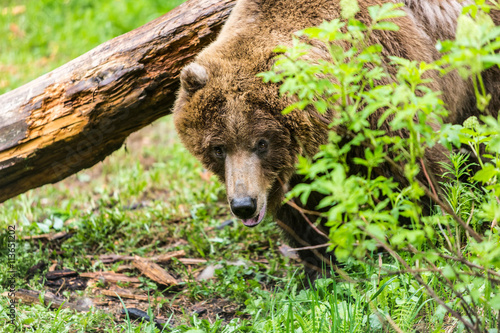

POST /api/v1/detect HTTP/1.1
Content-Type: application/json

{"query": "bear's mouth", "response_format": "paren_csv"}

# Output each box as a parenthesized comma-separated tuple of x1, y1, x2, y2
(241, 202, 267, 227)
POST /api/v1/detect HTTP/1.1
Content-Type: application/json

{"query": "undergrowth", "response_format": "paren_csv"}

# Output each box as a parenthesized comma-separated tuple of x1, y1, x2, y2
(1, 0, 500, 332)
(261, 0, 500, 331)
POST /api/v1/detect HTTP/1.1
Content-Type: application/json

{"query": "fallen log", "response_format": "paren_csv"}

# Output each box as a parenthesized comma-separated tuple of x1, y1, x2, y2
(0, 0, 236, 203)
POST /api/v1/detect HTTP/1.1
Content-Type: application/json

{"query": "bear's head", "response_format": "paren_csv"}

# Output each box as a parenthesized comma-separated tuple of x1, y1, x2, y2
(173, 56, 328, 227)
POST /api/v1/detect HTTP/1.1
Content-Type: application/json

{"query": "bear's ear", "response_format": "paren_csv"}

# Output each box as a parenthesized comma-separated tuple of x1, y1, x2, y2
(180, 63, 209, 95)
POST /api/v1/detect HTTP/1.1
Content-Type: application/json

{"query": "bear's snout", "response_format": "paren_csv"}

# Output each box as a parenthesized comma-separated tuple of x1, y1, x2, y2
(224, 151, 269, 227)
(230, 197, 257, 219)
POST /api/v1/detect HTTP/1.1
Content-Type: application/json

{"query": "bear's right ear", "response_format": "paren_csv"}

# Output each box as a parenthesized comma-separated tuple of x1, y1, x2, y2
(180, 63, 208, 95)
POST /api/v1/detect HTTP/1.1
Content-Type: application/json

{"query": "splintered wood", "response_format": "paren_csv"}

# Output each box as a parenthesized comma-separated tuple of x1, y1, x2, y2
(97, 250, 186, 264)
(0, 0, 236, 203)
(100, 288, 166, 302)
(80, 271, 141, 284)
(132, 256, 178, 286)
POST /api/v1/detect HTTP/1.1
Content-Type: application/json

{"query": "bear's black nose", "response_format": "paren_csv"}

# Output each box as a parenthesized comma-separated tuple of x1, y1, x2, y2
(230, 197, 257, 219)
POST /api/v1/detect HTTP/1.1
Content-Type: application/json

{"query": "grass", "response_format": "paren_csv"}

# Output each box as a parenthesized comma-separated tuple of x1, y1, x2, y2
(0, 1, 486, 332)
(0, 0, 185, 94)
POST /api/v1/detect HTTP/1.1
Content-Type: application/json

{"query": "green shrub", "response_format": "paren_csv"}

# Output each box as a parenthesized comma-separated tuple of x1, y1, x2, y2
(260, 0, 500, 331)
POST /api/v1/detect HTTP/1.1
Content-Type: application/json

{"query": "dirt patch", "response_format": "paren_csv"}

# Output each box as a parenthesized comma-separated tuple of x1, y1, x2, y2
(17, 232, 295, 328)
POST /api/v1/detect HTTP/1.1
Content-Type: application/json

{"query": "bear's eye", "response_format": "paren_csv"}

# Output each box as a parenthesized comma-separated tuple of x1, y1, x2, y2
(213, 146, 225, 159)
(256, 139, 269, 154)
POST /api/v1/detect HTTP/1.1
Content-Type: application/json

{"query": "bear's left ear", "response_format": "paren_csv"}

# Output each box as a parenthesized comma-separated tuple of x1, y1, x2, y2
(180, 63, 208, 95)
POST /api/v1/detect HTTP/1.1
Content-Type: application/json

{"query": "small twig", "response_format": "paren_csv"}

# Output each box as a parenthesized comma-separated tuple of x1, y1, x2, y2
(363, 263, 500, 285)
(410, 250, 500, 279)
(417, 249, 478, 325)
(285, 199, 323, 217)
(277, 175, 329, 242)
(436, 219, 455, 254)
(276, 218, 357, 282)
(445, 254, 500, 278)
(420, 158, 439, 204)
(56, 279, 66, 295)
(333, 125, 483, 242)
(445, 319, 459, 333)
(385, 313, 405, 333)
(289, 243, 332, 251)
(384, 154, 483, 242)
(453, 271, 500, 284)
(275, 218, 332, 267)
(368, 300, 389, 331)
(287, 199, 329, 240)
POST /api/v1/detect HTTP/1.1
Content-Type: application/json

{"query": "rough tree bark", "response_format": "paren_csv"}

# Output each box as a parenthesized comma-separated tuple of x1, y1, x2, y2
(0, 0, 236, 203)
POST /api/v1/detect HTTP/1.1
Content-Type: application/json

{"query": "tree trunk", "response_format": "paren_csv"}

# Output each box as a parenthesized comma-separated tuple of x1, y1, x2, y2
(0, 0, 236, 203)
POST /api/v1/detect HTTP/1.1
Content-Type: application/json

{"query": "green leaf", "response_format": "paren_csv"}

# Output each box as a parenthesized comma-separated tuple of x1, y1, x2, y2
(22, 318, 35, 325)
(340, 0, 360, 19)
(368, 3, 405, 22)
(441, 265, 457, 279)
(439, 123, 462, 149)
(473, 164, 498, 183)
(372, 21, 400, 31)
(53, 216, 64, 230)
(490, 293, 500, 310)
(488, 135, 500, 153)
(481, 54, 500, 65)
(37, 221, 51, 233)
(425, 252, 438, 263)
(370, 276, 398, 301)
(366, 224, 385, 241)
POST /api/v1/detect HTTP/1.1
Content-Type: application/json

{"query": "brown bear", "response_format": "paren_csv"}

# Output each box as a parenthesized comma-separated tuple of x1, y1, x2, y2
(173, 0, 500, 274)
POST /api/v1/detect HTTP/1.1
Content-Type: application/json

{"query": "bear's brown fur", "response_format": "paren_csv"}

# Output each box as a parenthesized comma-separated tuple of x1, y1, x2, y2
(173, 0, 500, 274)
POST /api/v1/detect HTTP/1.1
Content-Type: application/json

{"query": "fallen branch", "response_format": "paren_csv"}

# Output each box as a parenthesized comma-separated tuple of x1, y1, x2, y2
(100, 288, 166, 302)
(80, 271, 141, 284)
(0, 0, 236, 203)
(133, 255, 178, 286)
(96, 250, 186, 264)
